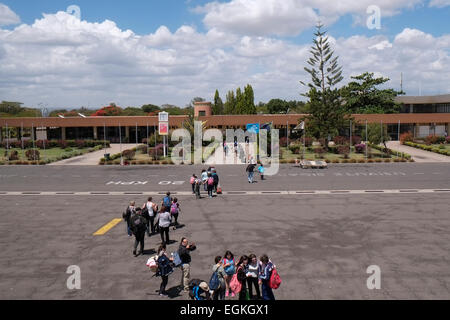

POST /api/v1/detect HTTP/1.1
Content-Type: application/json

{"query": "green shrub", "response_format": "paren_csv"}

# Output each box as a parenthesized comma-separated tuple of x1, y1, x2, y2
(384, 159, 391, 163)
(349, 159, 357, 163)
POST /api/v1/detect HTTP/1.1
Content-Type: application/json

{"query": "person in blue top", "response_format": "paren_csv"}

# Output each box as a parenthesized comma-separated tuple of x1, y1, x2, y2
(258, 254, 275, 300)
(258, 163, 265, 181)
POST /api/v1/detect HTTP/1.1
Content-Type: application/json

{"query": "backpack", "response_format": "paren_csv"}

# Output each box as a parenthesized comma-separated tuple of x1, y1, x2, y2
(223, 259, 235, 275)
(172, 251, 182, 267)
(163, 196, 172, 208)
(156, 254, 174, 277)
(269, 267, 282, 290)
(209, 271, 221, 291)
(130, 215, 146, 234)
(229, 273, 242, 294)
(170, 203, 178, 215)
(208, 177, 214, 186)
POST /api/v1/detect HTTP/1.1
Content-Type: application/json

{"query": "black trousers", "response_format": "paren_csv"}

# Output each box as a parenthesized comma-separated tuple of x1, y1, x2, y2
(134, 233, 145, 253)
(160, 227, 170, 244)
(148, 216, 155, 234)
(160, 275, 169, 294)
(172, 213, 179, 225)
(238, 279, 248, 300)
(247, 277, 261, 299)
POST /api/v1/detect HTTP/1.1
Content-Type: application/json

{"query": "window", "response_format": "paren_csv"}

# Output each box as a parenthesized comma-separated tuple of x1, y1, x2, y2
(199, 111, 206, 117)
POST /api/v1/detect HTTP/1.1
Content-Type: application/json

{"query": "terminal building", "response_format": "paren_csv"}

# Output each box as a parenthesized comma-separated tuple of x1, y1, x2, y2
(1, 95, 449, 143)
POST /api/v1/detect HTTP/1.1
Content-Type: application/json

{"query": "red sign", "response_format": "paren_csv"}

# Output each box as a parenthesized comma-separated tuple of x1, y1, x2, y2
(159, 122, 169, 136)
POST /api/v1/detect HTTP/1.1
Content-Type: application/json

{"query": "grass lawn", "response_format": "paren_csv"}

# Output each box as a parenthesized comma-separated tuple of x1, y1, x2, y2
(280, 147, 399, 161)
(0, 146, 102, 163)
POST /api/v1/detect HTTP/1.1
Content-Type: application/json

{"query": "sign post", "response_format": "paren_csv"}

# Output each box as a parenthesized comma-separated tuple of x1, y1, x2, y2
(159, 112, 169, 158)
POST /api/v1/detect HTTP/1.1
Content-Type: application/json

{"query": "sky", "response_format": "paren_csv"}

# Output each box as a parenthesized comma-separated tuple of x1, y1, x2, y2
(0, 0, 449, 110)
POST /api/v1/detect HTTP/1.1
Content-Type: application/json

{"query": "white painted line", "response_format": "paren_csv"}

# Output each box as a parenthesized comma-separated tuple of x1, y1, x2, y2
(0, 189, 449, 197)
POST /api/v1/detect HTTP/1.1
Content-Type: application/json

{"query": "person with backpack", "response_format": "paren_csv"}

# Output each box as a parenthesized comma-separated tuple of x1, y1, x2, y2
(123, 201, 136, 237)
(222, 251, 236, 298)
(190, 174, 197, 194)
(155, 244, 174, 297)
(170, 198, 181, 230)
(158, 205, 172, 245)
(246, 163, 256, 183)
(236, 255, 249, 300)
(211, 256, 227, 300)
(258, 254, 275, 300)
(143, 197, 157, 235)
(194, 176, 202, 199)
(130, 208, 148, 257)
(246, 254, 262, 300)
(207, 173, 215, 198)
(188, 279, 211, 300)
(162, 192, 173, 209)
(178, 237, 197, 292)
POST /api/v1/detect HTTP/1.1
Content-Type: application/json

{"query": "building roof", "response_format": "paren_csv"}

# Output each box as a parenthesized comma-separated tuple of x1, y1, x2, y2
(1, 113, 450, 128)
(395, 94, 450, 105)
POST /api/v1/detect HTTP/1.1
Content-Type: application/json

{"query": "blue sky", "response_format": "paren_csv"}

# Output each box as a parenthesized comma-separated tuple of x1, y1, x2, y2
(3, 0, 449, 40)
(0, 0, 449, 109)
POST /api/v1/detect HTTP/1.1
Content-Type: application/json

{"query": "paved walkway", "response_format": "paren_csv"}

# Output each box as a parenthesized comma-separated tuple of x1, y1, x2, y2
(205, 143, 256, 165)
(387, 141, 450, 163)
(48, 144, 137, 166)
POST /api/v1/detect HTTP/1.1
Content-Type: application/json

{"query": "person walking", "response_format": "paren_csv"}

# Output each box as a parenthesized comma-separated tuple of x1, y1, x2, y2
(222, 251, 236, 298)
(170, 198, 181, 230)
(236, 255, 249, 300)
(258, 163, 265, 181)
(156, 243, 174, 297)
(162, 192, 173, 209)
(211, 256, 227, 300)
(158, 205, 172, 245)
(212, 170, 219, 194)
(130, 208, 147, 257)
(201, 169, 208, 192)
(194, 176, 202, 200)
(259, 254, 275, 300)
(207, 172, 214, 198)
(143, 197, 157, 235)
(190, 174, 197, 194)
(178, 237, 197, 292)
(246, 163, 256, 183)
(123, 201, 136, 237)
(246, 254, 262, 300)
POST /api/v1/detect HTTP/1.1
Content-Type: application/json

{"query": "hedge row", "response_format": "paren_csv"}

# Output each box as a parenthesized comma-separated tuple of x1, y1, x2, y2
(1, 140, 110, 149)
(404, 142, 450, 156)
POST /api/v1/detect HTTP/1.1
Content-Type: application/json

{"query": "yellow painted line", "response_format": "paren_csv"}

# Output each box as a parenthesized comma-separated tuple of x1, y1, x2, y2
(93, 219, 122, 236)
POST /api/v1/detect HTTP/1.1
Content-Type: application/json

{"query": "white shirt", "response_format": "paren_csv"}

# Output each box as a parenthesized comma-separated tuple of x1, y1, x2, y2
(146, 201, 156, 217)
(159, 211, 171, 228)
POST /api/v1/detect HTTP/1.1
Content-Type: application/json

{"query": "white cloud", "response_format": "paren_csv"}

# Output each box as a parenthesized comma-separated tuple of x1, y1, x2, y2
(195, 0, 425, 36)
(429, 0, 450, 8)
(0, 3, 20, 26)
(0, 12, 448, 109)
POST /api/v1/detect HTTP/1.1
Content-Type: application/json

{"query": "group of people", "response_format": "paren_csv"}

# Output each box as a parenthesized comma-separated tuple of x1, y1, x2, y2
(123, 192, 182, 257)
(179, 252, 277, 301)
(246, 162, 265, 184)
(190, 167, 220, 199)
(153, 237, 197, 297)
